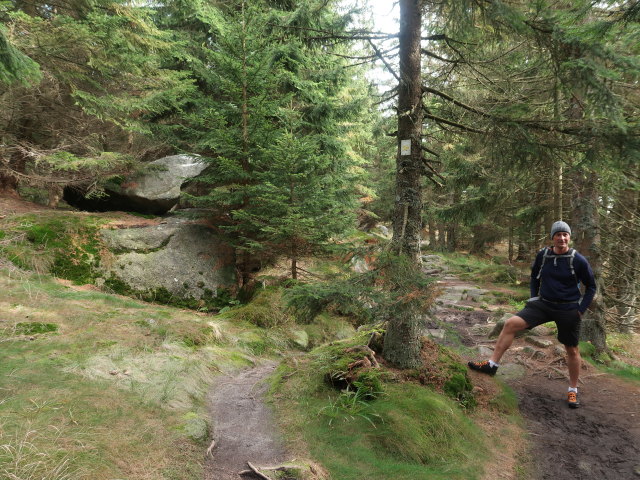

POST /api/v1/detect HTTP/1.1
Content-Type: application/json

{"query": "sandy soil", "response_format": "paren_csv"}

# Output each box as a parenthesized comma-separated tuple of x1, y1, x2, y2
(205, 362, 287, 480)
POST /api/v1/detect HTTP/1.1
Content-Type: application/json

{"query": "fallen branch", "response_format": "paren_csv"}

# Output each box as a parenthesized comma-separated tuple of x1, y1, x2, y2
(246, 462, 271, 480)
(240, 463, 304, 479)
(205, 439, 216, 457)
(548, 357, 566, 365)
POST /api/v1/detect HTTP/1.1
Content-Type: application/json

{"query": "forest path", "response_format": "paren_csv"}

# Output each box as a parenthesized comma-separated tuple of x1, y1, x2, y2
(432, 271, 640, 479)
(205, 361, 287, 480)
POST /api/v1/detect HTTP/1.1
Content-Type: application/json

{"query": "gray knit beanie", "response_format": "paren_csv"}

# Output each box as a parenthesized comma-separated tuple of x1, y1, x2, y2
(550, 220, 571, 239)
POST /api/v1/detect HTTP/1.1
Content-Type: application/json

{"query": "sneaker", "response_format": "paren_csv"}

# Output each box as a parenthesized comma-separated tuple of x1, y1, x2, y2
(567, 391, 580, 409)
(467, 360, 498, 376)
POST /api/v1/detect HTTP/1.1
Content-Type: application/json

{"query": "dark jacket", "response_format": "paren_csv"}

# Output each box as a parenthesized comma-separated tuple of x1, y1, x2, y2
(530, 247, 596, 314)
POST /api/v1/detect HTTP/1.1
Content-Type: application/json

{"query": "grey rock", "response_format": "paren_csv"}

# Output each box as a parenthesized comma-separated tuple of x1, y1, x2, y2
(427, 328, 446, 340)
(100, 217, 235, 302)
(495, 362, 527, 380)
(374, 224, 390, 237)
(351, 255, 370, 273)
(532, 350, 547, 360)
(488, 314, 528, 339)
(529, 325, 554, 336)
(477, 345, 495, 357)
(489, 321, 504, 339)
(112, 155, 208, 214)
(525, 336, 553, 348)
(183, 414, 209, 442)
(470, 323, 493, 336)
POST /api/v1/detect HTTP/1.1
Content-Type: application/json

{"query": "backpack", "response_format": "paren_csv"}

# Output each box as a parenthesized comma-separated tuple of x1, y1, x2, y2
(536, 247, 577, 281)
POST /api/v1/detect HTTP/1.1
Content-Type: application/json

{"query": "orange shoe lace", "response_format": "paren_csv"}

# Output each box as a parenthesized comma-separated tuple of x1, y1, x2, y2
(568, 391, 577, 403)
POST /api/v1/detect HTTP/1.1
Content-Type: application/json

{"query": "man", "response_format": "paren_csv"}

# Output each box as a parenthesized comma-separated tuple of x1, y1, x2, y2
(468, 221, 597, 408)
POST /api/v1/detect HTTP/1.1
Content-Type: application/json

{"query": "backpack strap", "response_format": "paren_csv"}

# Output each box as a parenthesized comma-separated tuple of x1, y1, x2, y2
(536, 247, 551, 280)
(536, 247, 577, 280)
(568, 248, 576, 277)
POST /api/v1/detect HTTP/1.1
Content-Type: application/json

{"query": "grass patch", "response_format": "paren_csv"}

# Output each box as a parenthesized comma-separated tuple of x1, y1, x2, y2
(0, 269, 274, 479)
(440, 252, 528, 287)
(14, 321, 58, 335)
(602, 361, 640, 383)
(579, 338, 640, 383)
(274, 362, 488, 479)
(272, 338, 489, 480)
(221, 287, 293, 328)
(0, 212, 104, 284)
(299, 313, 356, 349)
(488, 385, 520, 414)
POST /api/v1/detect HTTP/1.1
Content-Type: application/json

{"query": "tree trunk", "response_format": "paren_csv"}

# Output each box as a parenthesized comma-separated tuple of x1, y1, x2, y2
(508, 225, 514, 262)
(390, 0, 423, 262)
(570, 166, 607, 353)
(384, 0, 424, 369)
(382, 305, 423, 369)
(608, 173, 639, 333)
(428, 218, 436, 248)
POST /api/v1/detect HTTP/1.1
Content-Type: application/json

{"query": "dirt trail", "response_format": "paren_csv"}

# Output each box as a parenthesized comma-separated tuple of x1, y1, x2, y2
(513, 374, 640, 479)
(205, 362, 287, 480)
(435, 276, 640, 480)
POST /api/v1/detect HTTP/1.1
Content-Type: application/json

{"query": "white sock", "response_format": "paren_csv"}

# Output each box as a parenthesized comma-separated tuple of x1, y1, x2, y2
(489, 360, 499, 368)
(568, 387, 577, 393)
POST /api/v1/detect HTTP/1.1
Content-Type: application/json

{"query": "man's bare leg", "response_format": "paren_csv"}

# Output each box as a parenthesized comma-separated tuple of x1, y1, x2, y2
(565, 345, 581, 388)
(489, 315, 529, 364)
(565, 345, 581, 408)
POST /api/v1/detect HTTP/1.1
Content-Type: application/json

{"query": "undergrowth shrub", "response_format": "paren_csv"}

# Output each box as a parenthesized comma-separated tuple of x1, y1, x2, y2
(224, 288, 292, 328)
(284, 279, 374, 325)
(416, 340, 477, 409)
(285, 253, 437, 328)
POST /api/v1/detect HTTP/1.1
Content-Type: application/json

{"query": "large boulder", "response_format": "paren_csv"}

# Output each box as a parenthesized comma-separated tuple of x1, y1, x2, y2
(115, 155, 208, 214)
(99, 216, 236, 307)
(64, 154, 209, 214)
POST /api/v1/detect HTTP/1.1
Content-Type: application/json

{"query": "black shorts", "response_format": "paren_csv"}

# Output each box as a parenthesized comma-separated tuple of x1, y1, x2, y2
(516, 299, 581, 347)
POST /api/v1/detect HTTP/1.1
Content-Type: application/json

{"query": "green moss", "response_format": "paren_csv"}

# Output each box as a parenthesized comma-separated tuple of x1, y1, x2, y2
(415, 343, 477, 409)
(578, 341, 597, 358)
(104, 277, 235, 312)
(443, 373, 476, 409)
(222, 288, 291, 328)
(51, 250, 97, 285)
(488, 385, 519, 414)
(15, 322, 58, 335)
(0, 213, 104, 284)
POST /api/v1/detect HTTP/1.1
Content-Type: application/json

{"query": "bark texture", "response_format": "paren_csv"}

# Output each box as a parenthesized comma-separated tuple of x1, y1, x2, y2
(391, 0, 423, 261)
(570, 167, 607, 353)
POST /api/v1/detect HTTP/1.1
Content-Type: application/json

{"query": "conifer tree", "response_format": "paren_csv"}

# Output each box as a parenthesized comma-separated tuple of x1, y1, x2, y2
(157, 0, 369, 281)
(0, 0, 193, 197)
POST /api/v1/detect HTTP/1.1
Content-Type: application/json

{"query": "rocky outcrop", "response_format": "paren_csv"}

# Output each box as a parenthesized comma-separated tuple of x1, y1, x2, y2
(115, 155, 208, 214)
(65, 154, 209, 214)
(99, 216, 235, 306)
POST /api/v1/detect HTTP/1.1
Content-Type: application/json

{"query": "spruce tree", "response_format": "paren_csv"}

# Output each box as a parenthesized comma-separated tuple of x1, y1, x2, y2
(158, 0, 369, 281)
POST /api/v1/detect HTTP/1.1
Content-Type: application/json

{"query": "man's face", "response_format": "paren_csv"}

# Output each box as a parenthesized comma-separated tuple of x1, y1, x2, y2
(553, 231, 571, 251)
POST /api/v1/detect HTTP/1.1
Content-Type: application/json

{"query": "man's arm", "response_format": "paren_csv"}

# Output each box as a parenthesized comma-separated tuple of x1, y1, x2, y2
(577, 255, 596, 313)
(530, 249, 544, 298)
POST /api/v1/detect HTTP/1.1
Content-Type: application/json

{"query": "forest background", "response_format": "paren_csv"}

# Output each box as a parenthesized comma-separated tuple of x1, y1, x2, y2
(1, 0, 639, 349)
